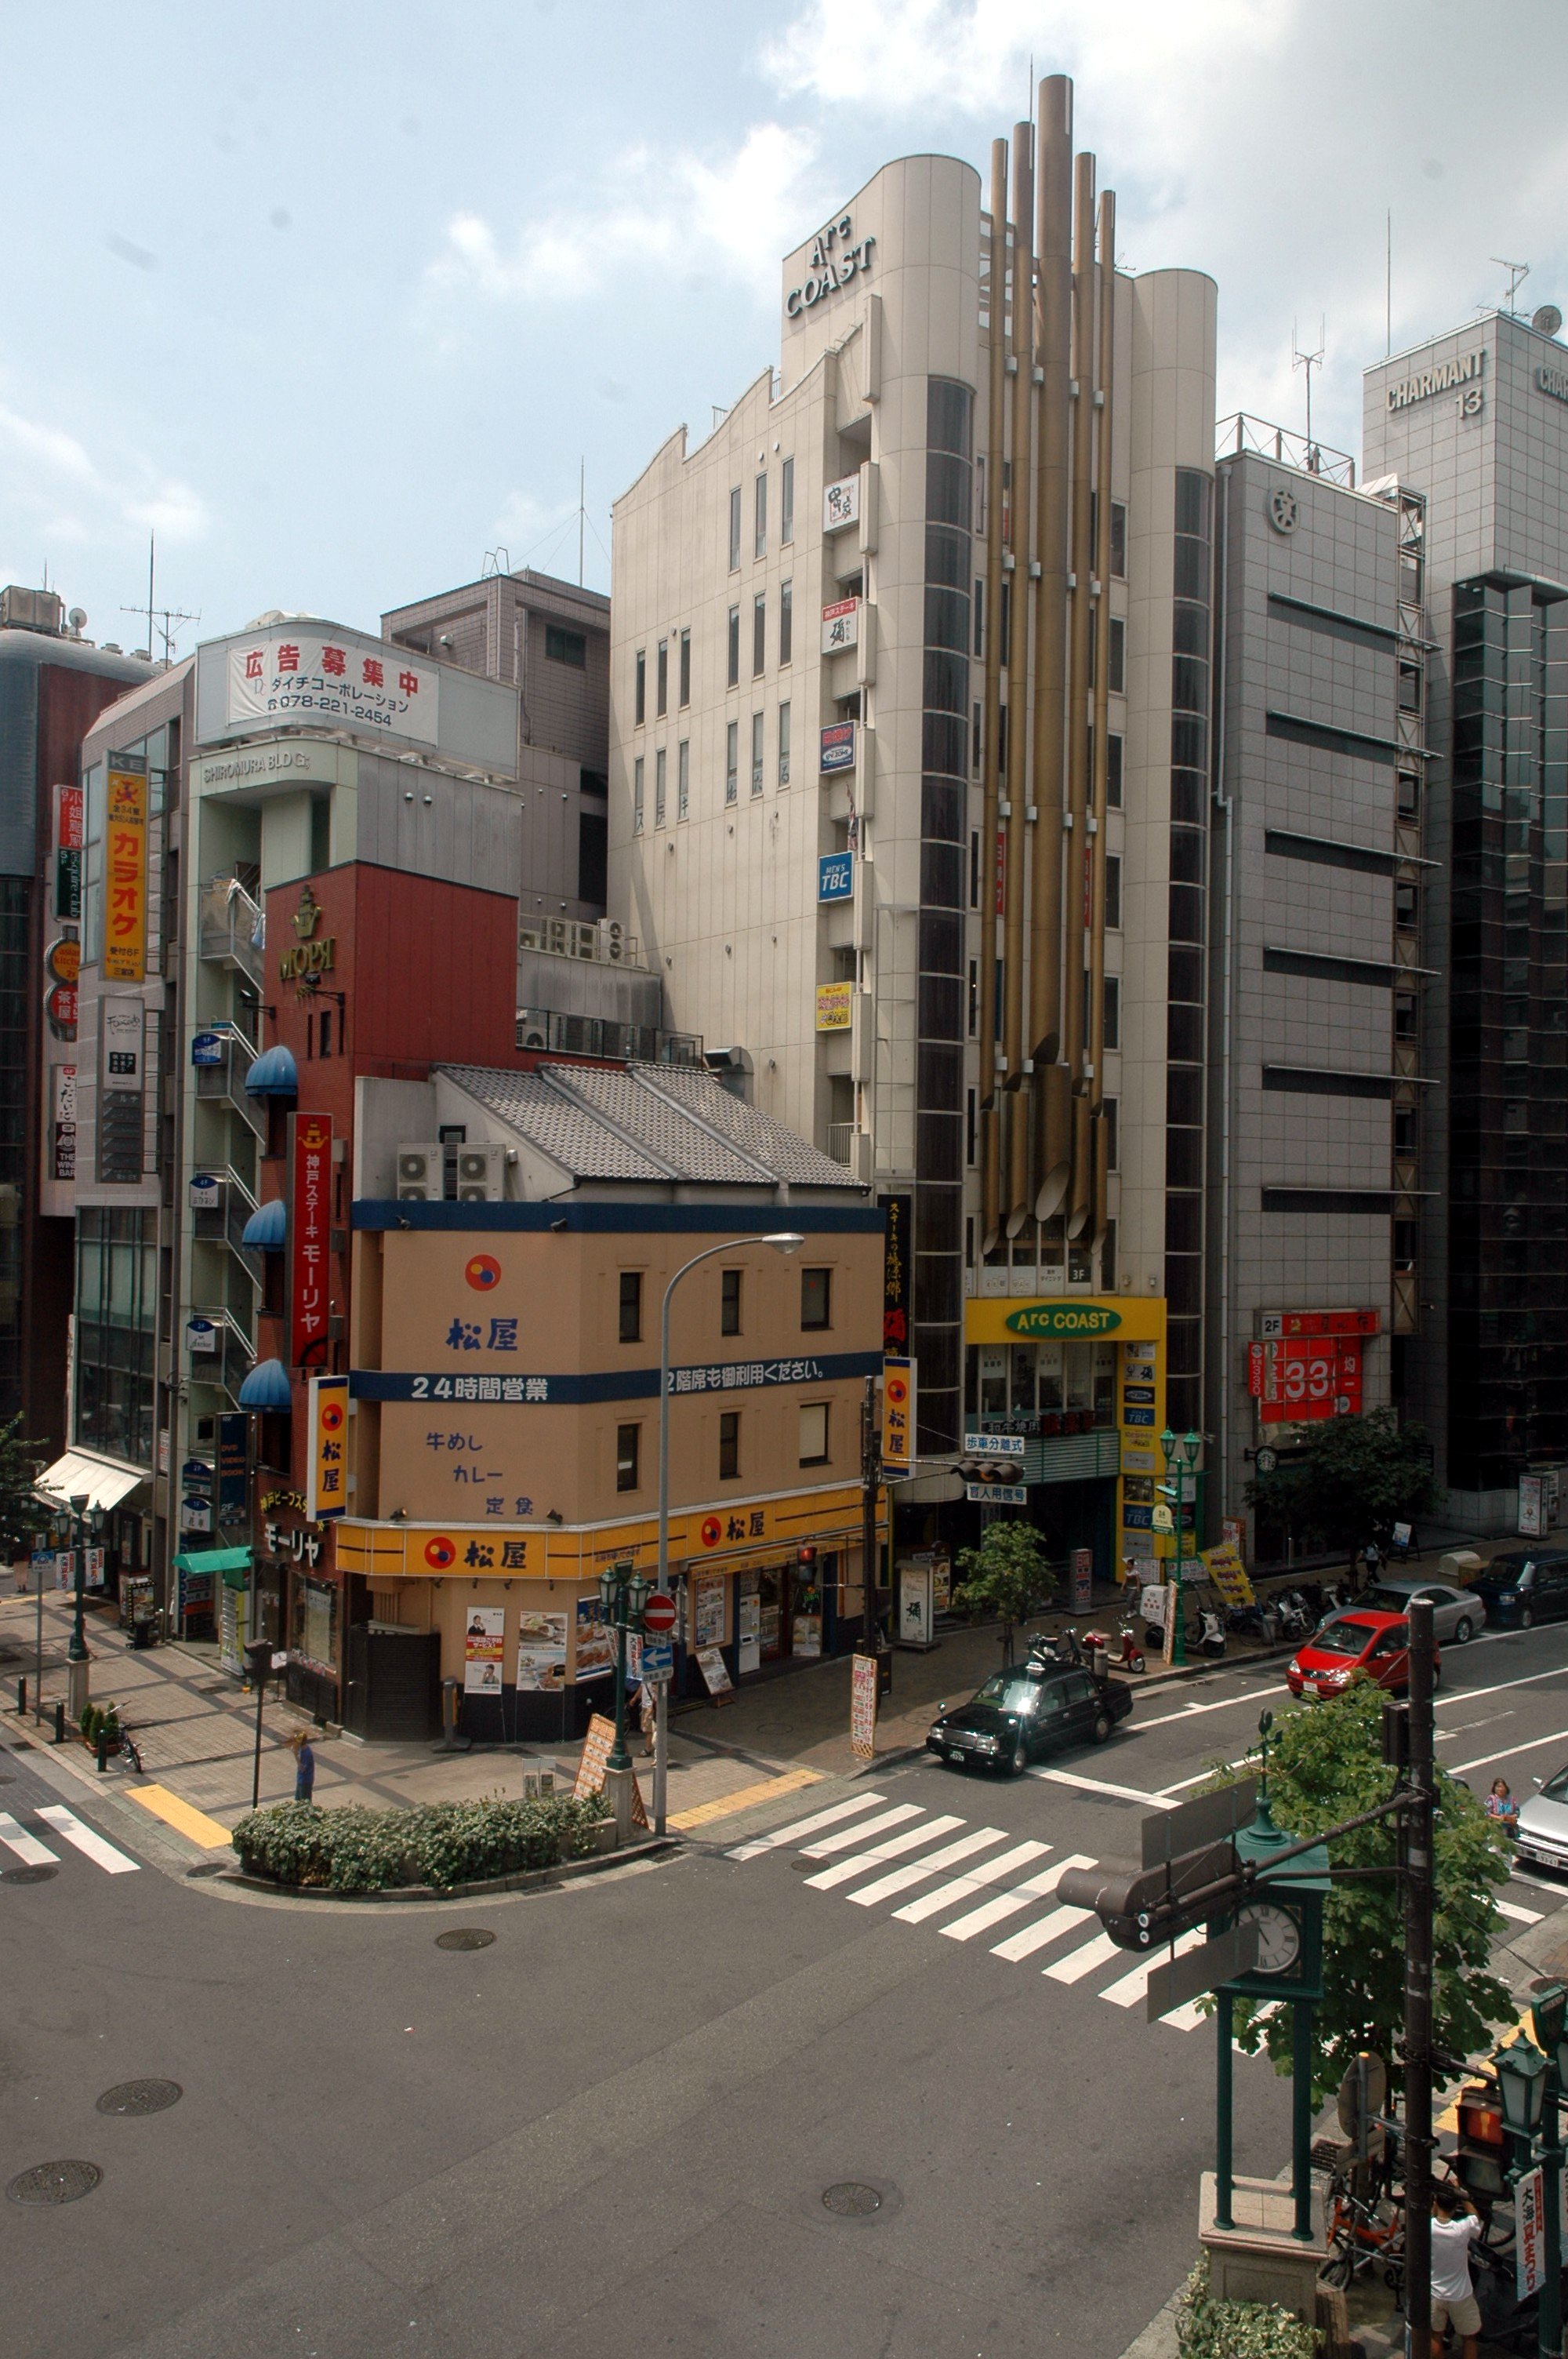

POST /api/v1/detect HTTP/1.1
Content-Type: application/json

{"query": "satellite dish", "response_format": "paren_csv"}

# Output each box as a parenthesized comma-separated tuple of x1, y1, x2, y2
(67, 609, 86, 631)
(1534, 304, 1563, 338)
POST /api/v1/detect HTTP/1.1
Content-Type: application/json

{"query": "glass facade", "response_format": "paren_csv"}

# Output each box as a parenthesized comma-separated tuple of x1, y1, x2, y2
(1166, 467, 1212, 1432)
(1447, 580, 1568, 1492)
(74, 1205, 157, 1468)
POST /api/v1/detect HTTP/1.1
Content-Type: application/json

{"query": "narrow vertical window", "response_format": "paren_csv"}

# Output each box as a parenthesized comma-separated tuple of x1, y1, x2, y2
(751, 712, 764, 795)
(1109, 617, 1126, 693)
(718, 1412, 740, 1481)
(779, 580, 793, 666)
(754, 472, 767, 558)
(633, 757, 644, 834)
(655, 638, 668, 717)
(1104, 974, 1121, 1049)
(633, 649, 645, 725)
(753, 593, 766, 678)
(720, 1269, 742, 1335)
(974, 579, 984, 658)
(616, 1424, 640, 1492)
(679, 628, 691, 707)
(1107, 733, 1123, 807)
(781, 457, 794, 544)
(728, 487, 741, 570)
(727, 605, 739, 687)
(619, 1270, 643, 1342)
(1105, 854, 1121, 929)
(778, 701, 791, 786)
(677, 739, 690, 820)
(969, 831, 980, 909)
(655, 747, 666, 827)
(1110, 502, 1127, 578)
(726, 722, 739, 805)
(967, 958, 978, 1034)
(966, 1086, 977, 1163)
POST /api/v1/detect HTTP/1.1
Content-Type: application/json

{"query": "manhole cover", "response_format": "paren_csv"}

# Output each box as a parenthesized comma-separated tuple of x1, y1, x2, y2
(9, 1739, 32, 1751)
(435, 1928, 496, 1952)
(7, 2161, 101, 2205)
(822, 2183, 882, 2218)
(96, 2080, 182, 2117)
(1, 1866, 56, 1886)
(791, 1856, 815, 1870)
(185, 1862, 228, 1879)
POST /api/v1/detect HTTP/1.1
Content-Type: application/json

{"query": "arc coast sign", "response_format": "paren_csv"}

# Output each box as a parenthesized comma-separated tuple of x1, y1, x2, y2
(1005, 1304, 1123, 1338)
(786, 213, 875, 319)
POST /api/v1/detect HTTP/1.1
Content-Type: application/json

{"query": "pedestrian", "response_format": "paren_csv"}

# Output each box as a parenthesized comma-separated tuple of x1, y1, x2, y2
(1426, 2181, 1482, 2359)
(1485, 1777, 1519, 1837)
(289, 1727, 317, 1805)
(1359, 1538, 1381, 1589)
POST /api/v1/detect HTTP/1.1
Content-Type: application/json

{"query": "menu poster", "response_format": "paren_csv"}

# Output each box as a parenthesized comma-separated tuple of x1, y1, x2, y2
(575, 1594, 615, 1681)
(463, 1605, 505, 1695)
(515, 1610, 568, 1692)
(695, 1644, 732, 1697)
(851, 1650, 878, 1758)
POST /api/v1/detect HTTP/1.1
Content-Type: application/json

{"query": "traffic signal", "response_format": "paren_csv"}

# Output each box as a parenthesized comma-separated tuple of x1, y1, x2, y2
(1058, 1838, 1240, 1951)
(797, 1546, 818, 1569)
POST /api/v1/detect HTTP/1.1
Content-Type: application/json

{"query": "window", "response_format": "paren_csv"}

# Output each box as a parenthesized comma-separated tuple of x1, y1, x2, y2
(319, 1007, 334, 1058)
(1103, 1096, 1119, 1170)
(778, 702, 791, 786)
(753, 593, 766, 677)
(655, 747, 666, 827)
(727, 605, 740, 687)
(619, 1270, 642, 1343)
(1105, 854, 1122, 929)
(1107, 732, 1123, 807)
(966, 1085, 977, 1163)
(720, 1269, 742, 1335)
(751, 711, 764, 795)
(579, 807, 608, 900)
(800, 1267, 832, 1330)
(726, 721, 739, 805)
(677, 739, 690, 820)
(781, 456, 794, 544)
(799, 1402, 829, 1467)
(634, 649, 646, 725)
(1109, 502, 1127, 579)
(679, 628, 691, 707)
(719, 1411, 740, 1481)
(1397, 769, 1420, 821)
(969, 832, 980, 909)
(1108, 618, 1126, 693)
(655, 638, 668, 716)
(754, 472, 767, 558)
(1104, 974, 1121, 1049)
(633, 756, 644, 834)
(967, 957, 978, 1035)
(546, 624, 586, 667)
(616, 1424, 640, 1492)
(779, 580, 793, 666)
(1395, 993, 1418, 1043)
(728, 486, 741, 570)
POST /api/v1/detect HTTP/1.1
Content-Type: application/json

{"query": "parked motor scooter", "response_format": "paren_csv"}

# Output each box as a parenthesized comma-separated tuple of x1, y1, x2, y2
(1113, 1616, 1146, 1674)
(1195, 1605, 1226, 1659)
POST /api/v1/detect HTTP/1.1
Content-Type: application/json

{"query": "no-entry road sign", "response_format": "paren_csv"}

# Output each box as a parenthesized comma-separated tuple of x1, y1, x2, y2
(642, 1591, 677, 1635)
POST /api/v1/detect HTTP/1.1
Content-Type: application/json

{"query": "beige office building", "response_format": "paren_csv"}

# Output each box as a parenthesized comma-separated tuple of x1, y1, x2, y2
(611, 78, 1215, 1570)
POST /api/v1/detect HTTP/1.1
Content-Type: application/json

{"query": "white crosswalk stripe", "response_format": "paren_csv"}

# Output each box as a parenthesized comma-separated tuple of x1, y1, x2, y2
(0, 1811, 60, 1867)
(1101, 1928, 1206, 2009)
(1498, 1896, 1543, 1925)
(805, 1816, 965, 1891)
(799, 1803, 924, 1859)
(894, 1839, 1051, 1925)
(849, 1826, 1011, 1907)
(1044, 1929, 1122, 1984)
(35, 1804, 140, 1875)
(990, 1902, 1092, 1962)
(726, 1793, 887, 1860)
(942, 1853, 1098, 1943)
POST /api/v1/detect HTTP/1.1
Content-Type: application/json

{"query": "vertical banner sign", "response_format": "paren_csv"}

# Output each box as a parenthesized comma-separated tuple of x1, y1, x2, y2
(1070, 1548, 1093, 1613)
(289, 1113, 332, 1368)
(103, 754, 148, 983)
(877, 1192, 913, 1354)
(851, 1649, 879, 1758)
(217, 1411, 249, 1528)
(55, 783, 83, 921)
(306, 1375, 348, 1520)
(882, 1357, 915, 1473)
(52, 1063, 76, 1181)
(1517, 2164, 1546, 2300)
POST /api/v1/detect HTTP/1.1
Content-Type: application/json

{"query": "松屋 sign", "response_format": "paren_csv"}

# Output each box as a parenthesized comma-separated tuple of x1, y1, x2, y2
(882, 1358, 915, 1472)
(289, 1112, 332, 1369)
(228, 630, 438, 746)
(307, 1373, 349, 1521)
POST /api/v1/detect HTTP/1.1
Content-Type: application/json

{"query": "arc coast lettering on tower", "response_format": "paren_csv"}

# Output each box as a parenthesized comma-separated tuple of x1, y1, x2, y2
(786, 213, 876, 318)
(1385, 348, 1486, 410)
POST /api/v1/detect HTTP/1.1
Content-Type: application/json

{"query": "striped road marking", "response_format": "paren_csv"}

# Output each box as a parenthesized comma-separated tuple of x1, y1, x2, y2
(942, 1853, 1098, 1943)
(805, 1816, 965, 1891)
(0, 1812, 59, 1867)
(35, 1805, 140, 1875)
(725, 1792, 886, 1860)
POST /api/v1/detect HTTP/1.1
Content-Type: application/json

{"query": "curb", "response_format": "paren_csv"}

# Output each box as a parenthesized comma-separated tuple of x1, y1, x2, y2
(223, 1834, 680, 1903)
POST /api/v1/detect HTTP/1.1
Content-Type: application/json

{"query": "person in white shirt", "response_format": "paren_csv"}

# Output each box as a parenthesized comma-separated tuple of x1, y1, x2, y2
(1427, 2181, 1482, 2357)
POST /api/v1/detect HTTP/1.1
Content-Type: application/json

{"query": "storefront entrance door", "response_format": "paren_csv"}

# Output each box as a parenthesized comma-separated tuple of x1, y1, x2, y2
(758, 1568, 792, 1662)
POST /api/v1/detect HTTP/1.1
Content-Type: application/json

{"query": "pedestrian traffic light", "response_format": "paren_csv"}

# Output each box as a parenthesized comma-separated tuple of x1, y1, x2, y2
(1058, 1837, 1240, 1951)
(797, 1546, 817, 1569)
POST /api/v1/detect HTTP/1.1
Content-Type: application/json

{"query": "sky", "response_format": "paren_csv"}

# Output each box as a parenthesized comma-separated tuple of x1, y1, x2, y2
(3, 0, 1566, 656)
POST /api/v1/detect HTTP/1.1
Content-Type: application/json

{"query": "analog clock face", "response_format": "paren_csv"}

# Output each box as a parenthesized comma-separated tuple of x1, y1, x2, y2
(1237, 1902, 1302, 1975)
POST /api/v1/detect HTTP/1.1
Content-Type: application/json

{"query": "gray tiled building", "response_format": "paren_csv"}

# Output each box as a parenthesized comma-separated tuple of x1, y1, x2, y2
(1206, 427, 1420, 1538)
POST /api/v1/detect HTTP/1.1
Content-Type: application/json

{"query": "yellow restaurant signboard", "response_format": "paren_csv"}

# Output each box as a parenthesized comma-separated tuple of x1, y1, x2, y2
(815, 981, 852, 1032)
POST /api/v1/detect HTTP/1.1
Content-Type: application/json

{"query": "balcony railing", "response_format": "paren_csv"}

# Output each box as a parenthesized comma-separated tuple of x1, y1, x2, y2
(198, 877, 264, 987)
(191, 1168, 263, 1287)
(826, 1123, 855, 1167)
(194, 1024, 266, 1140)
(515, 1009, 702, 1065)
(186, 1307, 257, 1405)
(1215, 412, 1356, 489)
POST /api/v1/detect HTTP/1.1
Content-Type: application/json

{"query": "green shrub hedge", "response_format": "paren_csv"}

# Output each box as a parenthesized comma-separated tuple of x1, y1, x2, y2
(1174, 2259, 1318, 2358)
(230, 1793, 612, 1893)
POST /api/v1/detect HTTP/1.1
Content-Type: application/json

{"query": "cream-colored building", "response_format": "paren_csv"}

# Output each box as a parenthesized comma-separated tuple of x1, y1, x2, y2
(610, 78, 1215, 1576)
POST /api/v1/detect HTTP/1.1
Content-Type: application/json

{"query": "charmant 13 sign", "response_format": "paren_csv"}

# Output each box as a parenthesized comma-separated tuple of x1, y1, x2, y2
(786, 214, 876, 318)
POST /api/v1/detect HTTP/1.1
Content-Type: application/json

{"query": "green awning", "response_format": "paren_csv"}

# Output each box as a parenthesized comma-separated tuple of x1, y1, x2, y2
(174, 1546, 252, 1590)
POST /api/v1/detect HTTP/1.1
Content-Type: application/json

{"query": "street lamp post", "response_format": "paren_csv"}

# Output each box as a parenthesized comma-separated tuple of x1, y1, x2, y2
(1495, 1981, 1568, 2359)
(654, 1230, 804, 1835)
(56, 1489, 103, 1721)
(1159, 1430, 1202, 1669)
(597, 1559, 652, 1779)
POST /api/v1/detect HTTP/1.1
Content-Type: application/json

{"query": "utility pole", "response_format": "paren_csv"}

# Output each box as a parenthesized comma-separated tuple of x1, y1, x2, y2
(1402, 1594, 1436, 2359)
(860, 1376, 880, 1646)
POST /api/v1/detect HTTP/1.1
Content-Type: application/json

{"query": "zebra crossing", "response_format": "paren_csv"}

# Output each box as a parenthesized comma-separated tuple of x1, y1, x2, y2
(0, 1802, 140, 1877)
(728, 1790, 1559, 2031)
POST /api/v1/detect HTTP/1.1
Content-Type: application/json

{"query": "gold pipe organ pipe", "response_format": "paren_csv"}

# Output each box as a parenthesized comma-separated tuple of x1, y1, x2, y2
(1088, 187, 1116, 1247)
(979, 138, 1008, 1249)
(1003, 118, 1034, 1228)
(1064, 147, 1097, 1241)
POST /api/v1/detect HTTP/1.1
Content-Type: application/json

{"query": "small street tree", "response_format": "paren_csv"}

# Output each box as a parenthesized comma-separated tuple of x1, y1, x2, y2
(0, 1415, 45, 1561)
(1214, 1681, 1511, 2109)
(953, 1520, 1056, 1663)
(1246, 1405, 1443, 1558)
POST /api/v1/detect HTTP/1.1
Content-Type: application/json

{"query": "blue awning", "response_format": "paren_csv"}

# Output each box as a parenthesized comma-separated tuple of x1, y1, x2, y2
(245, 1044, 298, 1098)
(241, 1198, 287, 1248)
(238, 1357, 292, 1410)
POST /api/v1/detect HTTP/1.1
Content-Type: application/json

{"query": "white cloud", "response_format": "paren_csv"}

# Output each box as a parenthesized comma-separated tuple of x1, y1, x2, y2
(0, 394, 208, 545)
(0, 404, 100, 485)
(427, 123, 823, 307)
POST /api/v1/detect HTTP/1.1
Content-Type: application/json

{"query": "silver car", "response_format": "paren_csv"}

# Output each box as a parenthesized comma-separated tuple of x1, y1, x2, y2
(1358, 1576, 1486, 1644)
(1517, 1767, 1568, 1875)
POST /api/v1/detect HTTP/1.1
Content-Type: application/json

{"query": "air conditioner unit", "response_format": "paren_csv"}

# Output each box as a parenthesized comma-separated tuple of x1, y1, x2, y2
(396, 1143, 445, 1201)
(454, 1143, 506, 1202)
(597, 918, 626, 964)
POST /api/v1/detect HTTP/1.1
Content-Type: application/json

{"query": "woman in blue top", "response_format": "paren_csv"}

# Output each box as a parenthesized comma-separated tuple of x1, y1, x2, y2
(1485, 1778, 1519, 1836)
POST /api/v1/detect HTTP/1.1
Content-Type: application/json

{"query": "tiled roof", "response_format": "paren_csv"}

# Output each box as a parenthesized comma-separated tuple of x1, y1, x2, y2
(437, 1061, 861, 1189)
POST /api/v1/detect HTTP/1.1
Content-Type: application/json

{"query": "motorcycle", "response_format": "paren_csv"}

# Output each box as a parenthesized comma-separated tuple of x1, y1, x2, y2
(1113, 1617, 1146, 1674)
(1194, 1605, 1226, 1659)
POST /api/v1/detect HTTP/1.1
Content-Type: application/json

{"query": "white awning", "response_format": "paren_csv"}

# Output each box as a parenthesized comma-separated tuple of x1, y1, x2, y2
(35, 1451, 146, 1514)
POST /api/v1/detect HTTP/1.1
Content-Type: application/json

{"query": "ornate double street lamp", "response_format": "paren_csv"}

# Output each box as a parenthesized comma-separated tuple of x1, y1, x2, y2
(1494, 1980, 1568, 2359)
(1159, 1427, 1202, 1668)
(597, 1559, 652, 1779)
(50, 1488, 106, 1721)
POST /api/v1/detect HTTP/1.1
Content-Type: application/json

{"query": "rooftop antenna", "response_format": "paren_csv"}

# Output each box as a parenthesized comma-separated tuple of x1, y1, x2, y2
(120, 532, 196, 665)
(1386, 212, 1392, 357)
(1292, 318, 1325, 464)
(1492, 256, 1530, 314)
(578, 458, 585, 588)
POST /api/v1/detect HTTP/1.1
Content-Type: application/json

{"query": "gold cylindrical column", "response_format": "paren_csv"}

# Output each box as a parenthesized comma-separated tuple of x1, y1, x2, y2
(1004, 119, 1034, 1225)
(979, 137, 1007, 1248)
(1064, 148, 1097, 1241)
(1088, 187, 1116, 1246)
(1029, 72, 1074, 1218)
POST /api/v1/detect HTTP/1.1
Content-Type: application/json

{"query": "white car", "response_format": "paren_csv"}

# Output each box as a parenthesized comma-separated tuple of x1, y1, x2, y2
(1357, 1576, 1486, 1645)
(1516, 1768, 1568, 1875)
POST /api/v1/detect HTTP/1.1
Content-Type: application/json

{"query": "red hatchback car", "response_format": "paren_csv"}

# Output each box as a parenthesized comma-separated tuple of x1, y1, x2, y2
(1287, 1609, 1440, 1702)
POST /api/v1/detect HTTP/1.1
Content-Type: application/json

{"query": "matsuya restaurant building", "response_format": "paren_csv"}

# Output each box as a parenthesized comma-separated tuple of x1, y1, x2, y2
(335, 1060, 885, 1738)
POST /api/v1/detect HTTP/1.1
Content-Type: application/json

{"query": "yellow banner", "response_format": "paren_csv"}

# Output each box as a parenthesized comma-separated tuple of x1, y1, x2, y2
(815, 981, 852, 1032)
(103, 759, 148, 983)
(306, 1375, 349, 1521)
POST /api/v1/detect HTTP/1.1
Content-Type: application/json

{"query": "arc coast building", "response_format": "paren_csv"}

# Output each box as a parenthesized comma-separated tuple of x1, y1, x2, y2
(610, 77, 1215, 1576)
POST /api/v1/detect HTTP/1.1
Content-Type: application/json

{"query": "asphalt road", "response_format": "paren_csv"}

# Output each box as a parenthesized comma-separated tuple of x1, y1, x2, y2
(5, 1618, 1568, 2359)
